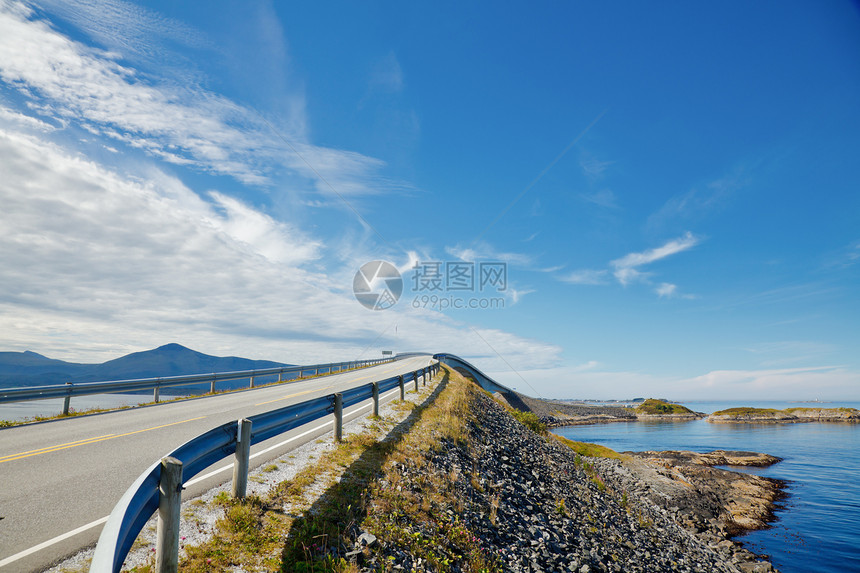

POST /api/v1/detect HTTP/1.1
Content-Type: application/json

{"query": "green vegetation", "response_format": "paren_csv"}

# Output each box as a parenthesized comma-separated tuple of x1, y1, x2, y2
(634, 399, 695, 415)
(508, 409, 546, 434)
(553, 435, 629, 461)
(784, 407, 858, 415)
(711, 407, 783, 417)
(358, 368, 500, 572)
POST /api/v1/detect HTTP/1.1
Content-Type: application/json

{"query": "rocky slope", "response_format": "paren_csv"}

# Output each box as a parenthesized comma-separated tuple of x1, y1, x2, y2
(354, 375, 780, 572)
(504, 392, 638, 427)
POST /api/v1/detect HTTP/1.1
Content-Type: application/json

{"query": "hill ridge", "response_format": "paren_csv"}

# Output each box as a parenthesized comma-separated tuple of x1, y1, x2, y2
(0, 343, 291, 388)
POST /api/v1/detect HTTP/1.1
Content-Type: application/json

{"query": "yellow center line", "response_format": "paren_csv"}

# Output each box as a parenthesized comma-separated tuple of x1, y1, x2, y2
(0, 434, 116, 462)
(0, 416, 206, 464)
(255, 389, 317, 406)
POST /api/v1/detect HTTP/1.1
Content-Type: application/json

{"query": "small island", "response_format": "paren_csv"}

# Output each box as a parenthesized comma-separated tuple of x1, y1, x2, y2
(632, 398, 705, 420)
(709, 406, 860, 423)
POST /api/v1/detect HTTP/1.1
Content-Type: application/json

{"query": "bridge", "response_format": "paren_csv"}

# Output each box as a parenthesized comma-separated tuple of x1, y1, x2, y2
(0, 353, 509, 572)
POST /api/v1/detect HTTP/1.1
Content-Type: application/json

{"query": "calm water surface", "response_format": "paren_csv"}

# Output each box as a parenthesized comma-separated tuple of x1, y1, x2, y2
(554, 401, 860, 573)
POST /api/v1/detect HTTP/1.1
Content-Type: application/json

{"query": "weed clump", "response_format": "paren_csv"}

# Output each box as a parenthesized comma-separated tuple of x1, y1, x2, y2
(508, 409, 546, 435)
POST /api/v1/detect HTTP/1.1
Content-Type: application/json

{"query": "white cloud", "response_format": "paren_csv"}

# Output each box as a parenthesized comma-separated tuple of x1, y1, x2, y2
(680, 366, 857, 400)
(33, 0, 210, 66)
(580, 189, 618, 209)
(647, 169, 748, 231)
(579, 156, 613, 178)
(485, 363, 860, 401)
(655, 282, 677, 298)
(610, 232, 700, 286)
(444, 242, 532, 266)
(558, 233, 699, 297)
(0, 2, 393, 196)
(0, 104, 56, 132)
(0, 122, 560, 368)
(743, 341, 838, 367)
(508, 288, 535, 304)
(560, 269, 609, 285)
(207, 191, 321, 265)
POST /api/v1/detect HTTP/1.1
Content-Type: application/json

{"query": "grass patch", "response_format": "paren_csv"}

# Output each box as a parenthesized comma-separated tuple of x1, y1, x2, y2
(155, 366, 442, 573)
(634, 399, 695, 415)
(711, 407, 783, 417)
(508, 409, 546, 435)
(553, 435, 628, 460)
(357, 367, 501, 572)
(784, 407, 859, 415)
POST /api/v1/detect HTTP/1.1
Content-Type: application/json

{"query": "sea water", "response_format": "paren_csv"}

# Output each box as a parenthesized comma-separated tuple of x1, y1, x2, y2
(553, 401, 860, 573)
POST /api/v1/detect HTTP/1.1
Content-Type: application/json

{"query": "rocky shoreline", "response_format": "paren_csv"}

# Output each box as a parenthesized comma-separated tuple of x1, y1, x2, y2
(708, 407, 860, 424)
(358, 378, 782, 572)
(505, 392, 859, 427)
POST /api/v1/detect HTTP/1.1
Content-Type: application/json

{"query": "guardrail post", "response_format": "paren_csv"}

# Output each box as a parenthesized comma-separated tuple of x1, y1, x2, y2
(156, 456, 183, 573)
(153, 384, 160, 404)
(413, 371, 419, 393)
(210, 378, 216, 394)
(249, 375, 255, 389)
(63, 382, 72, 415)
(372, 382, 380, 417)
(334, 393, 343, 442)
(398, 375, 405, 401)
(233, 418, 252, 499)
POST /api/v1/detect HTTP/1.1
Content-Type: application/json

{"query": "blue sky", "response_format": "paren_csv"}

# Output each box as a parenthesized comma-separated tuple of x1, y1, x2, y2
(1, 0, 858, 399)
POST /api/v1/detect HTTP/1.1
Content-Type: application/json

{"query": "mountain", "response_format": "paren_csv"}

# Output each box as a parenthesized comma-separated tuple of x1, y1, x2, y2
(0, 343, 291, 390)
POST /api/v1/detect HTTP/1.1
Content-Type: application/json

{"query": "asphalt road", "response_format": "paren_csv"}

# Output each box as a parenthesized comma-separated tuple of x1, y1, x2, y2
(0, 355, 433, 572)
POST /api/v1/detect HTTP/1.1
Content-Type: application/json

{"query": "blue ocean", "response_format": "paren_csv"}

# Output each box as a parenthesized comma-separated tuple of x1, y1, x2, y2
(553, 401, 860, 573)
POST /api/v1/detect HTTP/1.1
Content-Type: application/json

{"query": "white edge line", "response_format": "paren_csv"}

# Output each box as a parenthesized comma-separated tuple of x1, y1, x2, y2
(0, 387, 407, 567)
(0, 516, 109, 567)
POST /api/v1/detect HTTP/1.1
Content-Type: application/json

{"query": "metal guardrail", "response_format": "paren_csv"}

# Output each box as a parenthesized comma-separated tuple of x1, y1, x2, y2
(433, 353, 514, 394)
(89, 362, 439, 573)
(0, 357, 395, 416)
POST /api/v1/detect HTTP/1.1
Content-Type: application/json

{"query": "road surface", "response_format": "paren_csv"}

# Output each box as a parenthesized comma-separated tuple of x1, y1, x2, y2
(0, 355, 433, 572)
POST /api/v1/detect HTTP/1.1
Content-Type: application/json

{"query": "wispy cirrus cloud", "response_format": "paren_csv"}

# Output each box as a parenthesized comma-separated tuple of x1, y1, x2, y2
(486, 363, 859, 400)
(33, 0, 211, 67)
(445, 242, 532, 266)
(579, 155, 613, 179)
(560, 269, 609, 285)
(0, 2, 395, 196)
(559, 232, 700, 297)
(610, 232, 700, 286)
(0, 2, 270, 183)
(579, 188, 618, 209)
(647, 169, 749, 231)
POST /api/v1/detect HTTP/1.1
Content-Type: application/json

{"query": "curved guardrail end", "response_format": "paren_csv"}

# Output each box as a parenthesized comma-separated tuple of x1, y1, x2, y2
(89, 460, 162, 573)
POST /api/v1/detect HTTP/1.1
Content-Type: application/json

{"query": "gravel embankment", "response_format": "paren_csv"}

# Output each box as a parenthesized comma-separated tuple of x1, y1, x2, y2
(507, 393, 637, 426)
(363, 387, 777, 572)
